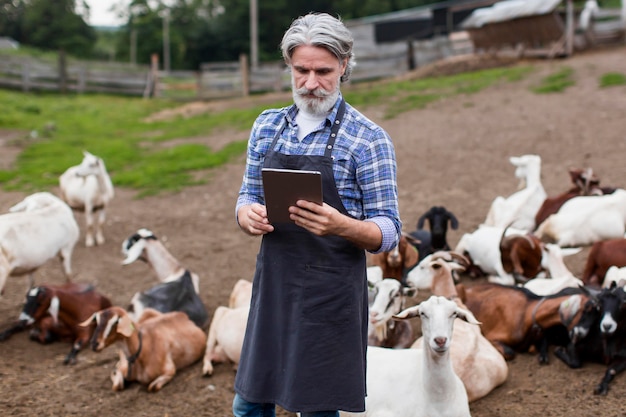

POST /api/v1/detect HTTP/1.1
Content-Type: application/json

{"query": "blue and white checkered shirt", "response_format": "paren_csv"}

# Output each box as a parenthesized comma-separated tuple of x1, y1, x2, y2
(237, 94, 401, 253)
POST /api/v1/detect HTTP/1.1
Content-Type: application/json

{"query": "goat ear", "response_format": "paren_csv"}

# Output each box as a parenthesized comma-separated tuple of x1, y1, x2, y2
(393, 305, 420, 320)
(116, 314, 136, 337)
(122, 239, 146, 265)
(448, 212, 459, 229)
(79, 313, 97, 328)
(48, 296, 60, 325)
(456, 305, 481, 325)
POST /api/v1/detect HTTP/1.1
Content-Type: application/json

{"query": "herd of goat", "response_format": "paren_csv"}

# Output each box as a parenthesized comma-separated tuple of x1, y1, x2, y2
(1, 151, 626, 416)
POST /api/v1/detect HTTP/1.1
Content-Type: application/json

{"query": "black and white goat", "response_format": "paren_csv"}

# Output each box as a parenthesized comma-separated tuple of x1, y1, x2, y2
(121, 228, 208, 328)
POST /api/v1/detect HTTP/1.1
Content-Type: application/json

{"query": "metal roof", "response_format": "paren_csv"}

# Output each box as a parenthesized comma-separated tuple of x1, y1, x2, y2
(461, 0, 563, 28)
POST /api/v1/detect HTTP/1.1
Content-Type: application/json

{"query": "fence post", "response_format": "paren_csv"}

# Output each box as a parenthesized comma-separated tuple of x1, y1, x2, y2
(240, 53, 249, 97)
(58, 49, 67, 94)
(196, 70, 203, 98)
(144, 53, 160, 98)
(22, 61, 31, 92)
(78, 67, 86, 94)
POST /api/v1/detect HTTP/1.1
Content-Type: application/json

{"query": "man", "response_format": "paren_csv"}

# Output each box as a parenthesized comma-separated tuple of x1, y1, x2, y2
(234, 12, 401, 417)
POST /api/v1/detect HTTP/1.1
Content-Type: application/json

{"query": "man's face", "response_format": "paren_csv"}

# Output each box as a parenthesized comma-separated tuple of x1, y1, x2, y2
(291, 45, 347, 116)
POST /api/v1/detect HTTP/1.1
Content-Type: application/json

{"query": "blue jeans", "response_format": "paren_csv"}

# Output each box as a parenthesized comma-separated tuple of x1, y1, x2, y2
(232, 393, 339, 417)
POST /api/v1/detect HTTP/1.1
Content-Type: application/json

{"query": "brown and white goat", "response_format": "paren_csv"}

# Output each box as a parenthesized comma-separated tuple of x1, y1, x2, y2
(582, 238, 626, 287)
(369, 233, 419, 285)
(407, 251, 509, 402)
(82, 306, 206, 392)
(499, 225, 545, 284)
(456, 283, 587, 364)
(534, 167, 612, 230)
(0, 282, 111, 364)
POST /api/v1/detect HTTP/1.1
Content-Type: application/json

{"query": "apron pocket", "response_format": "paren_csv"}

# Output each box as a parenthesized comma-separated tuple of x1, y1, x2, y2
(301, 264, 356, 324)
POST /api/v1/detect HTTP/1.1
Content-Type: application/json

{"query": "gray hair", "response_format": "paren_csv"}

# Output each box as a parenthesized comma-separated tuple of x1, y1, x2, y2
(280, 13, 355, 83)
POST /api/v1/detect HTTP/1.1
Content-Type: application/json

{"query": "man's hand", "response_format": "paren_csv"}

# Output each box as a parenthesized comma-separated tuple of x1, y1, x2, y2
(238, 203, 274, 236)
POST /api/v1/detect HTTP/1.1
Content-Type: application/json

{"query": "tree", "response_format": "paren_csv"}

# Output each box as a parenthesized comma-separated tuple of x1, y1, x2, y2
(21, 0, 96, 57)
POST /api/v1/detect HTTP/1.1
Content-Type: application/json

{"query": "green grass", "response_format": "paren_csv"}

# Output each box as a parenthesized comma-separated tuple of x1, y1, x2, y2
(532, 67, 576, 93)
(0, 63, 537, 197)
(345, 65, 533, 118)
(599, 72, 626, 87)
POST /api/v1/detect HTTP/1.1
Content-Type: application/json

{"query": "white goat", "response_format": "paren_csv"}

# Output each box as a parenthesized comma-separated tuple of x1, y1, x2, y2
(407, 252, 508, 403)
(59, 151, 114, 247)
(341, 296, 477, 417)
(367, 276, 415, 348)
(202, 279, 251, 376)
(534, 189, 626, 247)
(121, 228, 200, 294)
(483, 154, 547, 232)
(454, 225, 528, 285)
(603, 265, 626, 289)
(0, 192, 79, 295)
(523, 244, 583, 296)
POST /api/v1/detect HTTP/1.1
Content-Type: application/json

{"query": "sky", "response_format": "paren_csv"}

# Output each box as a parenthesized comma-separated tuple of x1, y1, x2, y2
(84, 0, 129, 27)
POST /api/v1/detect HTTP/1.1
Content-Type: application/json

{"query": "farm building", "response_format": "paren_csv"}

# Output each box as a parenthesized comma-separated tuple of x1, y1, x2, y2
(345, 0, 625, 79)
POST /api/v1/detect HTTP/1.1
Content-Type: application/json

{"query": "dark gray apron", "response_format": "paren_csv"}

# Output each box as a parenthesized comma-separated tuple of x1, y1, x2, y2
(235, 100, 368, 413)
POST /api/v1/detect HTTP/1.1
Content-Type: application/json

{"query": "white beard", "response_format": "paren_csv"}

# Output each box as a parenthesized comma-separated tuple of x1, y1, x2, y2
(292, 79, 340, 117)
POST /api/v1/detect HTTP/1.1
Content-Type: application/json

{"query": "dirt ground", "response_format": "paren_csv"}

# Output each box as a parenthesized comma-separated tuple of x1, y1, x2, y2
(1, 45, 626, 417)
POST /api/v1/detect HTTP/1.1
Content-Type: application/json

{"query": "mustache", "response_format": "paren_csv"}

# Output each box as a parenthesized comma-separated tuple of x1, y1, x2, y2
(295, 87, 331, 98)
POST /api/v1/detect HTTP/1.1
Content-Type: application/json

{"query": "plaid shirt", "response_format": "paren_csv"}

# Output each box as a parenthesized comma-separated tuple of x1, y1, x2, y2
(237, 94, 401, 253)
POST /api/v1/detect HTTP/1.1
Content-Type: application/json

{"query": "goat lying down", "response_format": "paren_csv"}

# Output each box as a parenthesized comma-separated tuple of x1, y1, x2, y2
(82, 306, 206, 392)
(0, 282, 111, 364)
(341, 296, 477, 417)
(202, 279, 252, 376)
(0, 192, 79, 295)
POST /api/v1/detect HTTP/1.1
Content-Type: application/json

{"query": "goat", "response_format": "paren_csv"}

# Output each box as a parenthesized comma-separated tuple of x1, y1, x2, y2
(554, 283, 626, 395)
(59, 151, 114, 247)
(523, 244, 584, 296)
(0, 282, 111, 364)
(603, 266, 626, 288)
(582, 238, 626, 287)
(202, 279, 252, 376)
(483, 154, 547, 232)
(535, 189, 626, 247)
(408, 206, 459, 261)
(499, 224, 545, 284)
(128, 270, 209, 329)
(82, 306, 206, 392)
(534, 167, 607, 229)
(0, 192, 79, 295)
(341, 296, 477, 417)
(408, 251, 509, 402)
(121, 228, 200, 293)
(456, 282, 586, 364)
(454, 225, 530, 285)
(367, 276, 415, 349)
(368, 233, 419, 285)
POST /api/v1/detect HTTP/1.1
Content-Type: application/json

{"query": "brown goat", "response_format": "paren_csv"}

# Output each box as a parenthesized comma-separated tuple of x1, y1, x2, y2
(0, 282, 111, 364)
(369, 234, 419, 284)
(499, 226, 544, 284)
(582, 238, 626, 287)
(534, 167, 609, 229)
(456, 283, 587, 364)
(82, 306, 206, 392)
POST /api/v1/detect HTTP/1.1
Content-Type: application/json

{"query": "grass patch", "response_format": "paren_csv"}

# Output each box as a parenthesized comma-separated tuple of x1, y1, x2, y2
(599, 72, 626, 87)
(532, 67, 575, 93)
(0, 63, 535, 196)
